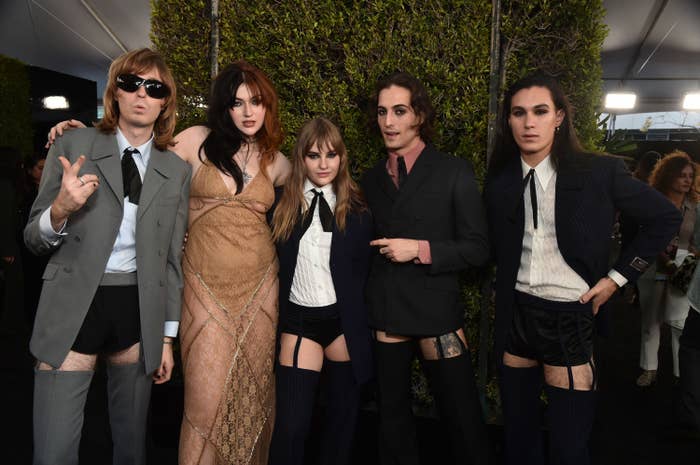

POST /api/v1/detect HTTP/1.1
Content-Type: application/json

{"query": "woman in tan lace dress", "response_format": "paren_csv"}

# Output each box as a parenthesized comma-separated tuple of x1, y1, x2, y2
(174, 61, 290, 464)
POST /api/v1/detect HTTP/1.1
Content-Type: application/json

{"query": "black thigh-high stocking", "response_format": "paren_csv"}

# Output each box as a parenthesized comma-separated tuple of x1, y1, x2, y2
(544, 385, 596, 465)
(499, 365, 544, 465)
(317, 360, 360, 465)
(268, 364, 320, 465)
(422, 353, 490, 465)
(374, 339, 419, 465)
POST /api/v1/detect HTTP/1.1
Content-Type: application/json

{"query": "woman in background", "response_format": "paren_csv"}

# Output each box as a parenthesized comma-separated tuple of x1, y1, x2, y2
(637, 151, 698, 387)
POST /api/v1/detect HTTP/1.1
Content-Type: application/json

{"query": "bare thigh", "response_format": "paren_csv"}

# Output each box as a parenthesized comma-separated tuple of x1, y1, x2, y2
(37, 351, 97, 371)
(105, 342, 141, 366)
(279, 333, 324, 372)
(419, 328, 469, 360)
(324, 335, 351, 362)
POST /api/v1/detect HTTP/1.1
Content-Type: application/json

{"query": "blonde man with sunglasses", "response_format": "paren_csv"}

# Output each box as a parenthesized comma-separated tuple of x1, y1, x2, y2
(25, 48, 190, 465)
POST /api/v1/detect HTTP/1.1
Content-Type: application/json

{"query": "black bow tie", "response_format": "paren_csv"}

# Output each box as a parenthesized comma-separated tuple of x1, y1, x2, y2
(301, 189, 334, 235)
(522, 168, 538, 229)
(122, 148, 142, 205)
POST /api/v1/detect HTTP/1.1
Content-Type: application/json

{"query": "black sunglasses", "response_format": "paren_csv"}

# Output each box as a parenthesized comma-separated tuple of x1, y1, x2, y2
(116, 74, 170, 99)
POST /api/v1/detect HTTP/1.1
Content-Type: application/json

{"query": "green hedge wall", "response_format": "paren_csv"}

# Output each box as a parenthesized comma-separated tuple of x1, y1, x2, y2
(0, 55, 33, 157)
(152, 0, 607, 416)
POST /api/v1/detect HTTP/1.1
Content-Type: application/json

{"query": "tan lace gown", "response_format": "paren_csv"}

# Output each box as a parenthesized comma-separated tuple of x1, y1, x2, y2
(179, 163, 278, 465)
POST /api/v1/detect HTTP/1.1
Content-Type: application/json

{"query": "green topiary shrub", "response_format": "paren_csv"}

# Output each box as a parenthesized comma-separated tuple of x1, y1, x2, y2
(151, 0, 607, 418)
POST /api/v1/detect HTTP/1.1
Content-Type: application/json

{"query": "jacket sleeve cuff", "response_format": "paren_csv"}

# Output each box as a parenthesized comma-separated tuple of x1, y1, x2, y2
(414, 240, 432, 264)
(608, 269, 628, 288)
(39, 207, 67, 246)
(164, 321, 179, 338)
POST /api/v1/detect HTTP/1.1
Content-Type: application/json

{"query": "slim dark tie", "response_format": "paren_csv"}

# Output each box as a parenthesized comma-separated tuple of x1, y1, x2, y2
(522, 168, 538, 229)
(397, 156, 408, 189)
(301, 189, 334, 235)
(122, 148, 142, 205)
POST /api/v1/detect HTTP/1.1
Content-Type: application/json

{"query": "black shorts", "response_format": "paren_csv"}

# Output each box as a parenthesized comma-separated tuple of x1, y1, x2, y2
(71, 284, 141, 355)
(505, 291, 594, 367)
(279, 301, 343, 348)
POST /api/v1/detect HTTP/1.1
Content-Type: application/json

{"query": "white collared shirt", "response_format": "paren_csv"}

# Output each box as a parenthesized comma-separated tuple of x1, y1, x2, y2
(289, 180, 337, 307)
(515, 155, 627, 301)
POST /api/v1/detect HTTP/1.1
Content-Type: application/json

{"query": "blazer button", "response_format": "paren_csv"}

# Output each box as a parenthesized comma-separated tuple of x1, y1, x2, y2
(63, 266, 72, 273)
(158, 249, 164, 256)
(157, 220, 162, 227)
(159, 280, 165, 286)
(74, 236, 81, 242)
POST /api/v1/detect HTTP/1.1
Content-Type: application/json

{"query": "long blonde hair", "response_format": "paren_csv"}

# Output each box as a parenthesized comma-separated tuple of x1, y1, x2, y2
(272, 118, 366, 242)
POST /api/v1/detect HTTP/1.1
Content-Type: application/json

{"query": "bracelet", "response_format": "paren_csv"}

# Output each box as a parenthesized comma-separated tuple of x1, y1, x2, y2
(163, 340, 173, 345)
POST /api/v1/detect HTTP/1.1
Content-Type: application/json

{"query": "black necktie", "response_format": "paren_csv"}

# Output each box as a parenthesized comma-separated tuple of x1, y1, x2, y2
(122, 148, 142, 205)
(301, 189, 334, 235)
(523, 168, 538, 229)
(397, 156, 407, 189)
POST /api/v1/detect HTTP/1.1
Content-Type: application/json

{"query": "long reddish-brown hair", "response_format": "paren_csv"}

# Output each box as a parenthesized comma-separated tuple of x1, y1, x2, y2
(272, 118, 366, 242)
(95, 48, 177, 151)
(650, 150, 698, 202)
(200, 60, 283, 193)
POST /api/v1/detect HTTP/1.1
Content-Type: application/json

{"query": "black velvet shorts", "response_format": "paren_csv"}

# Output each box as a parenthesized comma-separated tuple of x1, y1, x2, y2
(505, 291, 594, 367)
(279, 301, 343, 348)
(71, 285, 141, 355)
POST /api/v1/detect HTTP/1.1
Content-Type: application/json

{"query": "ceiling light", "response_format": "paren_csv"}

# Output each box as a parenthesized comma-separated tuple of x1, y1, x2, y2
(43, 96, 69, 110)
(682, 93, 700, 110)
(605, 93, 636, 110)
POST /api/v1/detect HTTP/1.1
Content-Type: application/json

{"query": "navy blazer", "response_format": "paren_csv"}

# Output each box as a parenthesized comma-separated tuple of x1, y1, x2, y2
(485, 152, 681, 357)
(276, 208, 374, 385)
(361, 143, 490, 335)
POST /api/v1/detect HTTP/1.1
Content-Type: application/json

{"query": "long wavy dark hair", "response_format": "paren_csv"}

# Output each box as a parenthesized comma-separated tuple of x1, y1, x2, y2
(489, 72, 583, 175)
(369, 71, 435, 142)
(200, 60, 283, 193)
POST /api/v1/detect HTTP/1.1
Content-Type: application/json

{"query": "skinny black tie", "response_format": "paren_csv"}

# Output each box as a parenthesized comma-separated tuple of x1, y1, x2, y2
(122, 148, 142, 205)
(301, 189, 334, 235)
(397, 156, 408, 189)
(523, 168, 538, 229)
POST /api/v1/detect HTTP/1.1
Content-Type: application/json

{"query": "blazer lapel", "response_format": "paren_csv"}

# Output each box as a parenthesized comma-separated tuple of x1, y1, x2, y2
(394, 145, 436, 206)
(503, 159, 524, 225)
(137, 148, 171, 221)
(90, 134, 123, 207)
(377, 163, 399, 202)
(555, 155, 586, 233)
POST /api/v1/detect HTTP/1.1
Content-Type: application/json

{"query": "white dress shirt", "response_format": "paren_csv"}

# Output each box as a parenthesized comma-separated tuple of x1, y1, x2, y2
(289, 180, 337, 307)
(515, 155, 626, 302)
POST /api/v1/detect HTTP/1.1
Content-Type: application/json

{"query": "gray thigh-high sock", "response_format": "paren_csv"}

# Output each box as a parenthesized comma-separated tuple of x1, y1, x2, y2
(106, 361, 153, 465)
(422, 354, 490, 465)
(545, 385, 596, 465)
(374, 339, 419, 465)
(318, 360, 360, 465)
(33, 368, 94, 465)
(499, 365, 543, 465)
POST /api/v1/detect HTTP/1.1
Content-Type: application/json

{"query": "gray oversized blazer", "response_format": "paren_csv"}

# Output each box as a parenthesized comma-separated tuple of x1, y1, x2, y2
(24, 128, 191, 374)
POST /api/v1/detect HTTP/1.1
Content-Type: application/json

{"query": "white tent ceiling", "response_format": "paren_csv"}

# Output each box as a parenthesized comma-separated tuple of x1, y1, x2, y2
(1, 0, 699, 114)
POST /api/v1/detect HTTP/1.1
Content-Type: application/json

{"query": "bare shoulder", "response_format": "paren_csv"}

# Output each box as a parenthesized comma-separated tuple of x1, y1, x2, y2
(269, 151, 291, 186)
(172, 125, 210, 162)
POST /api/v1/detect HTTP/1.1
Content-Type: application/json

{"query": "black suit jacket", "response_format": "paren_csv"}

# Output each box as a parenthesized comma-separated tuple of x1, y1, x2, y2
(361, 143, 490, 335)
(276, 208, 374, 385)
(485, 152, 681, 357)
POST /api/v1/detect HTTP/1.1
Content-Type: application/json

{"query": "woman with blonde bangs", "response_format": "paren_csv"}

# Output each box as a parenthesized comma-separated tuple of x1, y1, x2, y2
(268, 118, 373, 465)
(637, 150, 699, 387)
